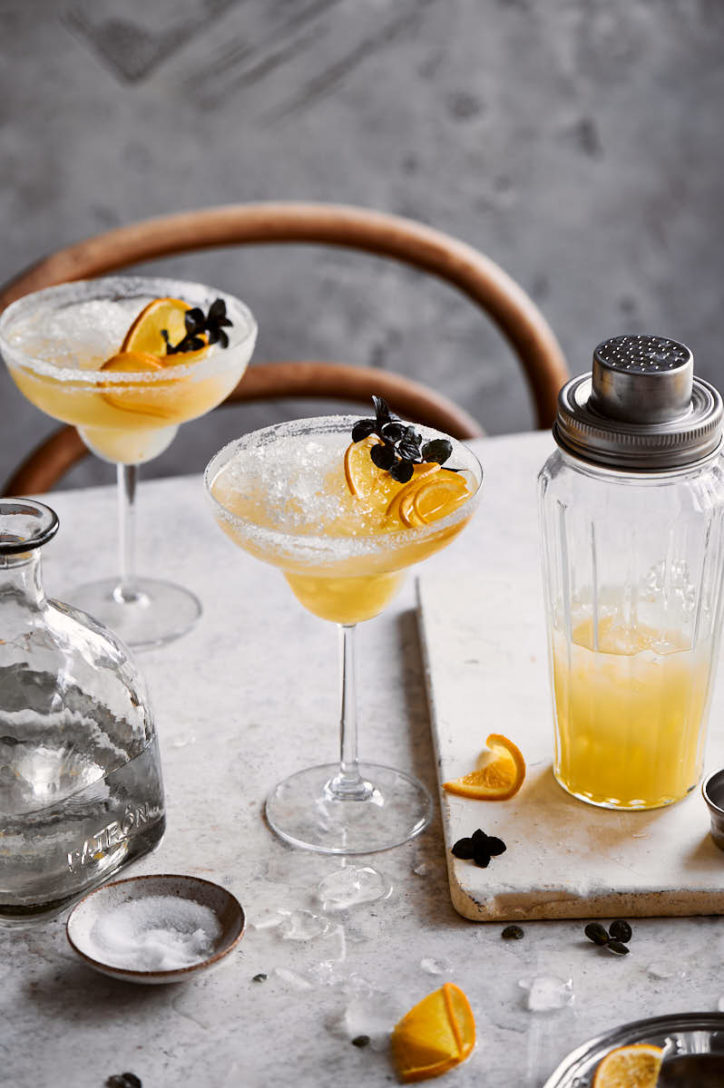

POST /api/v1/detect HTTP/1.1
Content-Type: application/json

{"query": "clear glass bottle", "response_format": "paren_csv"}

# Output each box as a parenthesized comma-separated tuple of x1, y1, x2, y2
(0, 499, 165, 923)
(539, 335, 724, 809)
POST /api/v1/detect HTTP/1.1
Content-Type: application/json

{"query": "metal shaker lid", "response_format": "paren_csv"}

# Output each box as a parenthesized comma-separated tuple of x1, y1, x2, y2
(553, 334, 723, 470)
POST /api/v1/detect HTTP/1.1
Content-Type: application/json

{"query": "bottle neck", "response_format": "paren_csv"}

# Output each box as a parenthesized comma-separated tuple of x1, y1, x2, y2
(0, 550, 46, 611)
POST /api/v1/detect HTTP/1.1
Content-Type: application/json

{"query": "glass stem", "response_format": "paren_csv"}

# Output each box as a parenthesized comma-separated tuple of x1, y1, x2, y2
(115, 463, 141, 604)
(330, 624, 373, 801)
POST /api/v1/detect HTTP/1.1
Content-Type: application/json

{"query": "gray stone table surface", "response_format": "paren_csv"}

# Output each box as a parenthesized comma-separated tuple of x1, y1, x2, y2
(3, 431, 724, 1088)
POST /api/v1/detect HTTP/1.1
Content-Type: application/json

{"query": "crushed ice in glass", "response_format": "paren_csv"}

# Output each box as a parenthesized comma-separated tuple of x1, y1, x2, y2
(518, 975, 574, 1012)
(85, 895, 221, 971)
(317, 866, 391, 911)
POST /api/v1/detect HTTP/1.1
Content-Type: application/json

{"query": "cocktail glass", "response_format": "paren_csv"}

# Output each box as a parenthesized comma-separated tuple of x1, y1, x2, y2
(205, 414, 482, 854)
(0, 276, 257, 648)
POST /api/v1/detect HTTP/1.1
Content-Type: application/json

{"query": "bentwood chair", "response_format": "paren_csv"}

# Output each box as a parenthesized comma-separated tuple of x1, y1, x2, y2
(0, 202, 568, 496)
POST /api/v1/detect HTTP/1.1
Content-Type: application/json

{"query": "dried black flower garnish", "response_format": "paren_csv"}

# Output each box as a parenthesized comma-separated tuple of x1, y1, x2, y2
(351, 396, 454, 483)
(584, 919, 633, 953)
(584, 922, 610, 947)
(106, 1075, 142, 1088)
(161, 297, 232, 355)
(605, 940, 630, 956)
(252, 972, 268, 983)
(452, 829, 506, 869)
(351, 1035, 371, 1048)
(608, 919, 633, 943)
(501, 924, 524, 940)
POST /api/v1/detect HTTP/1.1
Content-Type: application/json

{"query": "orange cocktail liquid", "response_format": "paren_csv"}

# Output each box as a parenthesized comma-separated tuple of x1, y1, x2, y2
(6, 295, 242, 464)
(552, 615, 712, 809)
(211, 434, 475, 625)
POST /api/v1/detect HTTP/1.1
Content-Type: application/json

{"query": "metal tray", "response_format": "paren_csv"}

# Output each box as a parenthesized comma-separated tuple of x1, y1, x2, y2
(544, 1012, 724, 1087)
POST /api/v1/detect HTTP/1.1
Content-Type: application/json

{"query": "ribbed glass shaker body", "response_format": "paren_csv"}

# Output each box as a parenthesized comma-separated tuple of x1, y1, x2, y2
(538, 448, 724, 809)
(0, 499, 165, 923)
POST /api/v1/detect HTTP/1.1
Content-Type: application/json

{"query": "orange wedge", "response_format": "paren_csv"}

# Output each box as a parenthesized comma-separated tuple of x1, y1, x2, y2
(100, 351, 173, 417)
(592, 1044, 664, 1088)
(443, 733, 526, 800)
(391, 983, 475, 1083)
(121, 297, 208, 364)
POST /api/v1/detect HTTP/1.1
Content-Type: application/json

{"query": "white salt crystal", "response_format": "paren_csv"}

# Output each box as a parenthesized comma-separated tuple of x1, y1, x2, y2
(86, 895, 222, 972)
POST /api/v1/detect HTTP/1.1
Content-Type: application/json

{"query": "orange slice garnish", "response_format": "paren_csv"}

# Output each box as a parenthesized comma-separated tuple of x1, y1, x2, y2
(344, 437, 470, 528)
(412, 473, 469, 524)
(391, 983, 475, 1083)
(344, 437, 393, 501)
(343, 437, 428, 514)
(592, 1044, 664, 1088)
(385, 464, 442, 527)
(100, 351, 174, 417)
(443, 733, 526, 800)
(121, 297, 208, 364)
(387, 468, 469, 528)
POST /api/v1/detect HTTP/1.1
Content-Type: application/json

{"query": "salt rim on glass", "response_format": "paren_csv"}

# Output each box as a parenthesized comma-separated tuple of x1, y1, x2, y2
(66, 874, 245, 985)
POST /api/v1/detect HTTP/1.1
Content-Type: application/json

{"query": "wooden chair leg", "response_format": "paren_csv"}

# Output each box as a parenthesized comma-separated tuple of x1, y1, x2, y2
(3, 427, 86, 497)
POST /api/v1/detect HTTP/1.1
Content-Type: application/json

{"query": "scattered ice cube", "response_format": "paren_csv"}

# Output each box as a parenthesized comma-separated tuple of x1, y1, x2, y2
(344, 914, 380, 943)
(333, 991, 404, 1051)
(647, 962, 674, 979)
(317, 866, 391, 911)
(308, 959, 347, 987)
(413, 862, 430, 877)
(171, 734, 196, 749)
(279, 910, 329, 941)
(420, 957, 448, 976)
(647, 962, 686, 980)
(272, 967, 314, 991)
(250, 910, 286, 931)
(518, 975, 574, 1012)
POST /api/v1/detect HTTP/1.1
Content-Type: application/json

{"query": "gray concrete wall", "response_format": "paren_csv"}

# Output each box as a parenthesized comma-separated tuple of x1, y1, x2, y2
(2, 0, 723, 489)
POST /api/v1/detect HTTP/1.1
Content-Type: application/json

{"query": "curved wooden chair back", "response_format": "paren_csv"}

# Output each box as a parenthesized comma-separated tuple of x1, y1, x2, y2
(0, 202, 568, 495)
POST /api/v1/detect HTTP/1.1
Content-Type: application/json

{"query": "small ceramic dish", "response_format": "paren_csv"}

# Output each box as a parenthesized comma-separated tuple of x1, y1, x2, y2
(702, 769, 724, 851)
(67, 873, 245, 985)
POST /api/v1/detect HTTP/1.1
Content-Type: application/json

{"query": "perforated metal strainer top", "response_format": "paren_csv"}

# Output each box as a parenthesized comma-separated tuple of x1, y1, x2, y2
(553, 334, 723, 471)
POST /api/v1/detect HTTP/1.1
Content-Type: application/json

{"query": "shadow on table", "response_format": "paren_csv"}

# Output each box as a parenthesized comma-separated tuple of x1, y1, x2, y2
(25, 956, 185, 1026)
(391, 608, 477, 933)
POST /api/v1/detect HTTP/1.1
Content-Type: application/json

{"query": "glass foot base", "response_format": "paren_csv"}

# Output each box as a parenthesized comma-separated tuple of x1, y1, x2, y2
(68, 577, 201, 650)
(265, 762, 432, 854)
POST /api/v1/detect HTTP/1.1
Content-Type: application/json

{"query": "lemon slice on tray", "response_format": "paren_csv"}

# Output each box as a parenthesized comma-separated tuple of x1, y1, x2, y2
(391, 983, 475, 1083)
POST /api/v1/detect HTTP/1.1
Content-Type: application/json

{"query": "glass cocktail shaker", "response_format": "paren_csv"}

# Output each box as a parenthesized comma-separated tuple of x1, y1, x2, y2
(0, 499, 165, 923)
(539, 335, 724, 809)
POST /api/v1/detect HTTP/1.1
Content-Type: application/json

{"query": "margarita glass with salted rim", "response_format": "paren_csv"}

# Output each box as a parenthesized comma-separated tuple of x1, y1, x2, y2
(205, 413, 482, 854)
(0, 276, 257, 649)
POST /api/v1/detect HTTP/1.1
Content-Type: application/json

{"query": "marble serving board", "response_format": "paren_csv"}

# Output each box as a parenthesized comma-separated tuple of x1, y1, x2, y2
(416, 570, 724, 923)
